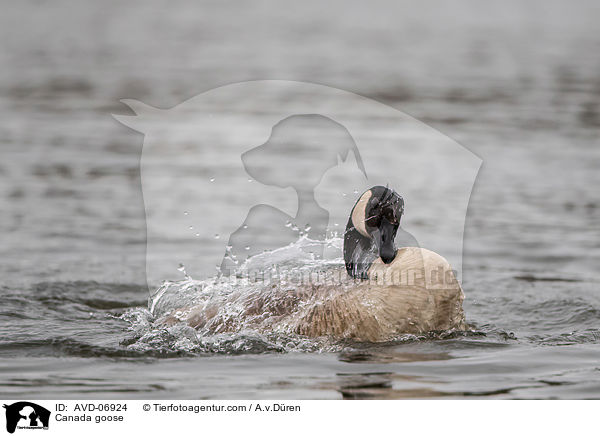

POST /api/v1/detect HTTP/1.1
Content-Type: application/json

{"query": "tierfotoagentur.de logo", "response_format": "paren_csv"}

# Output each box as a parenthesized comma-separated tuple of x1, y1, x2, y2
(3, 402, 50, 434)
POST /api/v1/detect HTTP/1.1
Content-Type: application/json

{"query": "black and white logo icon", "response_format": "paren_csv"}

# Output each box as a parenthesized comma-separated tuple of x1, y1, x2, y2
(3, 402, 50, 434)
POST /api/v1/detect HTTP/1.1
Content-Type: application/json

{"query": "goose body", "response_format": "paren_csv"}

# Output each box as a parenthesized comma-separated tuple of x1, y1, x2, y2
(156, 186, 467, 341)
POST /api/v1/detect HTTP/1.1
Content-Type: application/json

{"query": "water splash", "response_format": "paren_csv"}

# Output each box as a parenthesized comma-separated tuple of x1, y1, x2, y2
(120, 236, 353, 353)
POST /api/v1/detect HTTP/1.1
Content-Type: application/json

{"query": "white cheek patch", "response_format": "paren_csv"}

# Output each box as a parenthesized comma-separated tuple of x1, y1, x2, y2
(351, 190, 372, 238)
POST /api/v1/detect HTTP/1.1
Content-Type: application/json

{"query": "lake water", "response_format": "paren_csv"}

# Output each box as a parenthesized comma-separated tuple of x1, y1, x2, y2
(1, 0, 600, 399)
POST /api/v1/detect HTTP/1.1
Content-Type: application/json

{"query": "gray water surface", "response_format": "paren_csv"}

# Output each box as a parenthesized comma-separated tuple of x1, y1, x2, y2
(1, 0, 600, 399)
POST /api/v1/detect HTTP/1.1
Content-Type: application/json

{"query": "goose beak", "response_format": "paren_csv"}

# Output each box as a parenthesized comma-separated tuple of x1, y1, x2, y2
(373, 219, 397, 264)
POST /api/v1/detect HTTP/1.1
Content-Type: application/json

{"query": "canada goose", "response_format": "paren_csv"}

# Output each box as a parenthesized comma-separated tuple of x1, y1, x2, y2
(155, 186, 467, 342)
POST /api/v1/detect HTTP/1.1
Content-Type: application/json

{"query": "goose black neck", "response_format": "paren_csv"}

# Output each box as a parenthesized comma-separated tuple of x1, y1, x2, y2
(343, 217, 377, 279)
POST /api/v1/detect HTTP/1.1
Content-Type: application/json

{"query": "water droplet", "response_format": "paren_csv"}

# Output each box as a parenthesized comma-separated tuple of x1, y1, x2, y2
(183, 211, 189, 215)
(195, 233, 200, 237)
(242, 224, 248, 229)
(177, 263, 191, 279)
(245, 246, 250, 251)
(304, 224, 311, 232)
(342, 192, 347, 197)
(247, 178, 253, 183)
(285, 221, 292, 228)
(353, 189, 358, 194)
(209, 177, 215, 182)
(189, 226, 194, 230)
(214, 234, 220, 239)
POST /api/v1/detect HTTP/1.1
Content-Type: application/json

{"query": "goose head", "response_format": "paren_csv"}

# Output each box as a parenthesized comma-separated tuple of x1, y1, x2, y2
(344, 186, 405, 277)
